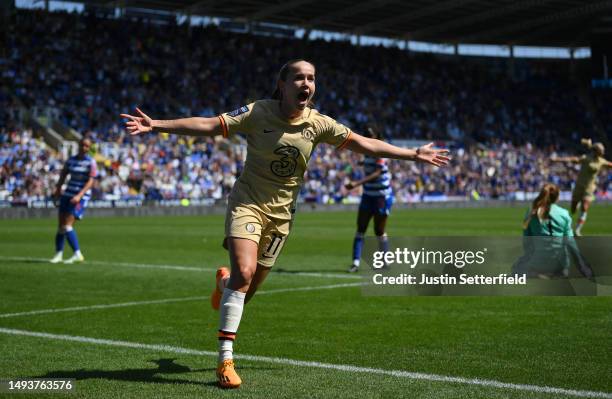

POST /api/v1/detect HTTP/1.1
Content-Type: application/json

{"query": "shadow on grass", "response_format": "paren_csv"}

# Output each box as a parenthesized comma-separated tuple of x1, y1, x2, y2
(0, 258, 50, 265)
(274, 268, 349, 274)
(36, 358, 275, 388)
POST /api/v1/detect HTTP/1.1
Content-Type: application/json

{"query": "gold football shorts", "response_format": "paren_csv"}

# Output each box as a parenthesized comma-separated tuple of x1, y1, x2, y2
(224, 201, 291, 267)
(572, 186, 595, 203)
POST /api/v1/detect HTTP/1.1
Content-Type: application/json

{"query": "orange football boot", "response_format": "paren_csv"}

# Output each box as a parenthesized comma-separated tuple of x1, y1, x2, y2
(211, 267, 230, 310)
(216, 359, 242, 388)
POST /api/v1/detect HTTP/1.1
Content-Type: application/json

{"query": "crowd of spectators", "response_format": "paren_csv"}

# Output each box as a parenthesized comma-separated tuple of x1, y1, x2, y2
(1, 9, 610, 205)
(2, 127, 608, 205)
(6, 9, 600, 145)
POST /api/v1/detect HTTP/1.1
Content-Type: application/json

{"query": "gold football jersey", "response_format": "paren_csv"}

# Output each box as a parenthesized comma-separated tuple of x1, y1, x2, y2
(219, 99, 352, 220)
(576, 154, 608, 194)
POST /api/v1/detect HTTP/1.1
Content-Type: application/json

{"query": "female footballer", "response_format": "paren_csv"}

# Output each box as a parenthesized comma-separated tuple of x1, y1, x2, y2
(345, 127, 393, 272)
(514, 183, 592, 279)
(552, 139, 611, 236)
(121, 59, 450, 389)
(49, 138, 97, 264)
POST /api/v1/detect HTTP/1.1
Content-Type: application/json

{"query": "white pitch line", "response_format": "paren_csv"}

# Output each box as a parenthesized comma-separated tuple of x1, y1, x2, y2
(0, 327, 609, 399)
(0, 282, 363, 318)
(0, 256, 360, 280)
(0, 296, 206, 319)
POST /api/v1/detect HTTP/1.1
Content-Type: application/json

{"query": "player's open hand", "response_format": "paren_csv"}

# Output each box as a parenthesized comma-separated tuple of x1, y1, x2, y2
(416, 143, 451, 167)
(120, 108, 153, 135)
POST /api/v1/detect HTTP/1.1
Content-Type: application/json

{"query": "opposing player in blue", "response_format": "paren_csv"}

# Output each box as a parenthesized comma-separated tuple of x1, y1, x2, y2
(345, 127, 394, 272)
(50, 138, 97, 264)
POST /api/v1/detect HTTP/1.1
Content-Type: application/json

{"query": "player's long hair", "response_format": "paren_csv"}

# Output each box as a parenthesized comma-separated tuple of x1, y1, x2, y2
(523, 183, 560, 228)
(271, 59, 316, 107)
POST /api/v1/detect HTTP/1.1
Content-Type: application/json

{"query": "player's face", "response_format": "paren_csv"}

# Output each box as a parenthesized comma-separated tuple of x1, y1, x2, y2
(79, 140, 91, 155)
(280, 61, 315, 111)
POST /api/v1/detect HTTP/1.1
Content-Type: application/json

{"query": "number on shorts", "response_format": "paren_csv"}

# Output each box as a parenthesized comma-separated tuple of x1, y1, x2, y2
(263, 234, 284, 258)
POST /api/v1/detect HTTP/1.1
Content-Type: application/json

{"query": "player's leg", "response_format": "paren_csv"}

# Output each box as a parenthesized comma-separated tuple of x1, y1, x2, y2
(570, 198, 579, 214)
(50, 211, 67, 263)
(373, 195, 392, 259)
(373, 213, 389, 252)
(575, 198, 591, 236)
(63, 213, 84, 263)
(350, 198, 373, 272)
(212, 204, 264, 310)
(216, 225, 287, 305)
(246, 216, 290, 297)
(215, 204, 264, 388)
(216, 236, 258, 388)
(245, 263, 272, 304)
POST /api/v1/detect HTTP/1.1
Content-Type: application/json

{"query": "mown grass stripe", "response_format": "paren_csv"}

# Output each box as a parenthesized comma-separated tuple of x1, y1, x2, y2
(0, 327, 609, 398)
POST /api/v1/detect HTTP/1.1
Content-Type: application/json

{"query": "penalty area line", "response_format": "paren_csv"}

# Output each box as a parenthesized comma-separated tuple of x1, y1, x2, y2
(0, 327, 609, 398)
(0, 282, 363, 318)
(0, 256, 360, 280)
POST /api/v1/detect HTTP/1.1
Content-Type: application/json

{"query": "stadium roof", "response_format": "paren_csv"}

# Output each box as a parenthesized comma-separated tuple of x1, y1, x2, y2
(80, 0, 612, 47)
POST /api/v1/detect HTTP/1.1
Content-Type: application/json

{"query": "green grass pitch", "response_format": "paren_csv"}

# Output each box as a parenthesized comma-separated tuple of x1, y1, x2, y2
(0, 207, 611, 398)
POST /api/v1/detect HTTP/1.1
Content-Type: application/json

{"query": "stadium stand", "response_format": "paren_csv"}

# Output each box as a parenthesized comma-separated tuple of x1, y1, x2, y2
(1, 9, 611, 205)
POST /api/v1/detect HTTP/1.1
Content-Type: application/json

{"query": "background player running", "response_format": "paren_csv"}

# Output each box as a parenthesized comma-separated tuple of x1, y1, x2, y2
(345, 127, 393, 272)
(121, 59, 450, 389)
(552, 139, 611, 236)
(50, 138, 97, 264)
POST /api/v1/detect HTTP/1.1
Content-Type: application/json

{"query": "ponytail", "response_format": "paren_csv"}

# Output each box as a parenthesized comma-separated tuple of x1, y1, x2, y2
(524, 183, 560, 228)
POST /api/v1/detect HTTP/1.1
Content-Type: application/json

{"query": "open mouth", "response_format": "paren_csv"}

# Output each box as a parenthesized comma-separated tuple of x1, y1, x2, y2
(297, 92, 309, 102)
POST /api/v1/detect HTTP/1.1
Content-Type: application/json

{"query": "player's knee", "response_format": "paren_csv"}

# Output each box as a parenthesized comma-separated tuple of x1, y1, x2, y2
(63, 225, 73, 232)
(232, 267, 255, 288)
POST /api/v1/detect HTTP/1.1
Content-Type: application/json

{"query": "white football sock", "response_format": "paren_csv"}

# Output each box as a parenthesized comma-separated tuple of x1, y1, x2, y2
(218, 288, 246, 362)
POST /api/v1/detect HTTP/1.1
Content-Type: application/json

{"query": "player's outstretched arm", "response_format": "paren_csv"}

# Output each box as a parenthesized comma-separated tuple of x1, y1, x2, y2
(551, 156, 580, 163)
(121, 108, 223, 137)
(343, 133, 450, 167)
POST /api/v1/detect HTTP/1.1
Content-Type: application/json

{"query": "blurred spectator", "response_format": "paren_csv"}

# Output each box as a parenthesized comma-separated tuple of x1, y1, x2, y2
(1, 128, 609, 203)
(1, 9, 610, 204)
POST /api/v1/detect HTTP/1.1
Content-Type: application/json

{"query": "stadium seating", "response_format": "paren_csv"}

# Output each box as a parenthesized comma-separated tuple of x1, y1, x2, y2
(1, 9, 610, 204)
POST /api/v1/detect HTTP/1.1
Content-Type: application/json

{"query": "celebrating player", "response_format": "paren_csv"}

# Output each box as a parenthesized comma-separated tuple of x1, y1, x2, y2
(552, 139, 611, 236)
(345, 127, 393, 272)
(49, 138, 97, 264)
(121, 59, 450, 389)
